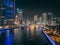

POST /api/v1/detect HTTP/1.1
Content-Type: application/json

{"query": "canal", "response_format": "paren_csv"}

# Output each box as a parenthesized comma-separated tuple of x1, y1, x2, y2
(0, 27, 53, 45)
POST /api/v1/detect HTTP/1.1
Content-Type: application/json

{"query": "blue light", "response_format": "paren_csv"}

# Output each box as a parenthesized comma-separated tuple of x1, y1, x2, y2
(6, 10, 14, 13)
(0, 28, 13, 33)
(4, 32, 14, 45)
(4, 0, 14, 19)
(4, 1, 9, 6)
(10, 2, 13, 5)
(6, 10, 11, 13)
(42, 30, 56, 45)
(4, 1, 14, 7)
(0, 28, 14, 45)
(6, 9, 14, 18)
(6, 13, 13, 18)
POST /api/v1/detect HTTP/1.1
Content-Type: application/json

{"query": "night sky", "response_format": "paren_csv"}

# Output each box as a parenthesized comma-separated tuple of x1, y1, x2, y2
(15, 0, 60, 18)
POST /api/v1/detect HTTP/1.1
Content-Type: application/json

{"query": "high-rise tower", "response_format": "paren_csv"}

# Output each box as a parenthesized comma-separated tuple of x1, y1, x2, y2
(0, 0, 15, 26)
(42, 13, 47, 25)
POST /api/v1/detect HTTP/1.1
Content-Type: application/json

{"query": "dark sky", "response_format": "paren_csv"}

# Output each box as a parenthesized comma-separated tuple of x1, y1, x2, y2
(15, 0, 60, 18)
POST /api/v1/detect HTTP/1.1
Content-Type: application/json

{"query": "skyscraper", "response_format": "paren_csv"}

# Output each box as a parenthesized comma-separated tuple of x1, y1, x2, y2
(16, 8, 23, 24)
(39, 17, 42, 25)
(48, 13, 53, 26)
(0, 0, 15, 26)
(0, 0, 6, 26)
(4, 0, 15, 19)
(34, 15, 38, 24)
(42, 13, 47, 25)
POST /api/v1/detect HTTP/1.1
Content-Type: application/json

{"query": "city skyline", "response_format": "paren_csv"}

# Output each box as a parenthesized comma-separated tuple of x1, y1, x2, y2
(15, 0, 60, 17)
(0, 0, 60, 45)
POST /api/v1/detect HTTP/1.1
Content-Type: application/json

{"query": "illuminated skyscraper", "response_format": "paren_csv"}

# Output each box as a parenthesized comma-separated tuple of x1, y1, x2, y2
(48, 13, 53, 26)
(0, 0, 6, 26)
(42, 13, 47, 25)
(16, 8, 23, 24)
(0, 0, 15, 26)
(4, 0, 15, 19)
(39, 17, 42, 24)
(34, 15, 38, 21)
(34, 15, 38, 24)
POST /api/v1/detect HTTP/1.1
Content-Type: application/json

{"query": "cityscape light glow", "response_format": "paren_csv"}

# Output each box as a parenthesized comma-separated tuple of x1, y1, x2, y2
(0, 0, 60, 45)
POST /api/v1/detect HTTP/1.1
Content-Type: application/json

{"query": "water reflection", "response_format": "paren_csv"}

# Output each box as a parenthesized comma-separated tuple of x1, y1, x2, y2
(4, 30, 14, 45)
(0, 30, 14, 45)
(0, 27, 51, 45)
(0, 27, 38, 45)
(14, 28, 22, 45)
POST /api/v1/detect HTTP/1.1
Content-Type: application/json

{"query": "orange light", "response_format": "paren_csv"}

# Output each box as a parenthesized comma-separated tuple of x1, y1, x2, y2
(5, 25, 9, 28)
(0, 26, 3, 28)
(30, 24, 35, 30)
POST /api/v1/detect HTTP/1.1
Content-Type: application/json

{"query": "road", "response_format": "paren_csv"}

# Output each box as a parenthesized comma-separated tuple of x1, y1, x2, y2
(44, 30, 60, 45)
(0, 27, 52, 45)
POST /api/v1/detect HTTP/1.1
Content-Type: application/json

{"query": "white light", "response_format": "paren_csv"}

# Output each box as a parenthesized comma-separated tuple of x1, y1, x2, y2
(17, 8, 19, 11)
(18, 9, 23, 13)
(54, 18, 56, 19)
(37, 22, 40, 25)
(48, 13, 52, 15)
(16, 15, 18, 17)
(43, 13, 47, 15)
(10, 5, 13, 7)
(1, 8, 6, 10)
(14, 22, 17, 24)
(18, 11, 22, 13)
(54, 21, 56, 22)
(23, 21, 25, 24)
(28, 22, 30, 24)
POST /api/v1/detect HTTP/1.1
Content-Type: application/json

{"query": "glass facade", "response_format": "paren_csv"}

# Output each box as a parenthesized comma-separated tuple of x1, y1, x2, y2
(0, 0, 15, 26)
(4, 0, 15, 19)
